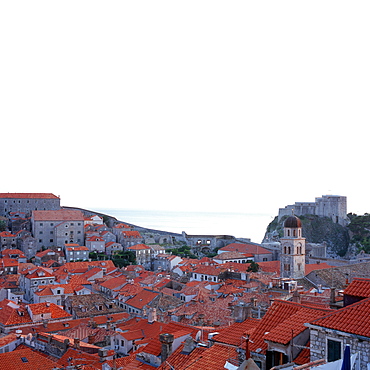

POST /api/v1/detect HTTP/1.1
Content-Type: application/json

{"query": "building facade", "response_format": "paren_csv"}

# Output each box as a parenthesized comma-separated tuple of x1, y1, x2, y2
(0, 193, 60, 218)
(31, 209, 84, 249)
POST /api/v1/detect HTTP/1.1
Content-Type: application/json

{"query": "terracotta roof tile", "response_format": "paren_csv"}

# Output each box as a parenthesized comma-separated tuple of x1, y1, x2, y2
(125, 289, 159, 309)
(305, 262, 332, 274)
(249, 300, 331, 353)
(28, 302, 72, 319)
(0, 193, 59, 199)
(32, 209, 84, 221)
(0, 347, 58, 369)
(122, 231, 142, 238)
(310, 297, 370, 337)
(220, 242, 272, 255)
(264, 306, 331, 344)
(128, 243, 150, 250)
(212, 318, 260, 346)
(343, 277, 370, 298)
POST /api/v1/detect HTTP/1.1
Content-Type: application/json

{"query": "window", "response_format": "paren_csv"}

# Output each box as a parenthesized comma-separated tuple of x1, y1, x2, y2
(39, 231, 43, 234)
(40, 223, 43, 226)
(50, 223, 54, 226)
(327, 339, 341, 362)
(50, 239, 53, 243)
(284, 264, 290, 271)
(50, 231, 53, 234)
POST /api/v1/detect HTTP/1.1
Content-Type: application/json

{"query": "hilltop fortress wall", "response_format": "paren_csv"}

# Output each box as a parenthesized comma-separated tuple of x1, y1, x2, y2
(278, 195, 347, 226)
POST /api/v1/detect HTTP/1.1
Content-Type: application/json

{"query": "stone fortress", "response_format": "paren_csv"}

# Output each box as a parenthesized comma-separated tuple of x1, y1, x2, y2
(278, 194, 348, 226)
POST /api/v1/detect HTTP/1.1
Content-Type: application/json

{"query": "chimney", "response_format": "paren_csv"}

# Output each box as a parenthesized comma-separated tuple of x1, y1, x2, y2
(74, 338, 80, 349)
(182, 336, 196, 354)
(148, 307, 157, 324)
(233, 301, 251, 323)
(292, 290, 301, 303)
(330, 287, 336, 305)
(250, 297, 257, 307)
(159, 333, 174, 363)
(98, 349, 108, 362)
(245, 333, 250, 360)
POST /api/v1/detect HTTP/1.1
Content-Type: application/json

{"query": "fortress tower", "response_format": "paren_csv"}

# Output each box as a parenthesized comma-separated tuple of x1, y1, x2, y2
(278, 195, 347, 226)
(280, 214, 305, 279)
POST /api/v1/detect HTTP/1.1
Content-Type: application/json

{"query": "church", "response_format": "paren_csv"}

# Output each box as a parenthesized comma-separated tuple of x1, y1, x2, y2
(280, 214, 306, 279)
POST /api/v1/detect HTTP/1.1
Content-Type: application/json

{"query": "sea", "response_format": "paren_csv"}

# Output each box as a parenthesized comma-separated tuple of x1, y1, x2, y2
(94, 209, 274, 244)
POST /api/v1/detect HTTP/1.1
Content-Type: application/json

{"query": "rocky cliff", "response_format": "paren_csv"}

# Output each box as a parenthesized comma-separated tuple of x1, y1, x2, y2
(263, 214, 350, 257)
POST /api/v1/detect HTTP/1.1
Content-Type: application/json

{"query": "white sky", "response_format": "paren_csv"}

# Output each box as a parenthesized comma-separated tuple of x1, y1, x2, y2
(1, 1, 370, 219)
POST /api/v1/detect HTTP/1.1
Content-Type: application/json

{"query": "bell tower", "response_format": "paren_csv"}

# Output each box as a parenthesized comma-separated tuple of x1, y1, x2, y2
(280, 213, 305, 279)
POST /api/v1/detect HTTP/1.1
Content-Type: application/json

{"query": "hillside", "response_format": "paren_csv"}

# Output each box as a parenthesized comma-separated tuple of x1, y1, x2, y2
(263, 214, 350, 257)
(264, 213, 370, 258)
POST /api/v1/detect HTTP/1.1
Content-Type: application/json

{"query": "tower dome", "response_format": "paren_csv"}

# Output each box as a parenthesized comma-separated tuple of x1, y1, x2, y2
(284, 215, 302, 228)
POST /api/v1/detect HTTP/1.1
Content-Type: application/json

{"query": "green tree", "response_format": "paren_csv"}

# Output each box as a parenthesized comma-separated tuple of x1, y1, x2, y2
(112, 250, 136, 268)
(0, 220, 6, 232)
(247, 261, 259, 272)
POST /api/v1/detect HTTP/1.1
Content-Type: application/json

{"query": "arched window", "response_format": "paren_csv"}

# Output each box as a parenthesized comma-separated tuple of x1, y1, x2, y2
(293, 229, 296, 237)
(284, 246, 287, 254)
(287, 230, 290, 237)
(288, 247, 291, 254)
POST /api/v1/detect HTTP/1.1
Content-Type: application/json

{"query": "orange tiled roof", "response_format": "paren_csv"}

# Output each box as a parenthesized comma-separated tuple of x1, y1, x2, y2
(0, 231, 15, 238)
(66, 246, 89, 251)
(258, 260, 281, 274)
(193, 265, 224, 276)
(212, 318, 259, 346)
(0, 193, 59, 199)
(157, 342, 206, 370)
(125, 289, 159, 309)
(28, 302, 72, 319)
(0, 347, 58, 369)
(0, 257, 18, 267)
(57, 348, 102, 369)
(310, 297, 370, 337)
(99, 276, 127, 290)
(249, 300, 331, 353)
(2, 249, 25, 257)
(122, 230, 142, 238)
(0, 333, 17, 347)
(128, 243, 150, 250)
(0, 300, 31, 326)
(264, 305, 331, 344)
(181, 343, 239, 370)
(220, 242, 272, 255)
(294, 341, 310, 365)
(305, 262, 332, 274)
(343, 277, 370, 298)
(32, 209, 84, 221)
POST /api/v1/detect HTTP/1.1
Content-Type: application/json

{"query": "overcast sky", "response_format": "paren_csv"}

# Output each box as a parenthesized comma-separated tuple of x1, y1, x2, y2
(1, 1, 369, 219)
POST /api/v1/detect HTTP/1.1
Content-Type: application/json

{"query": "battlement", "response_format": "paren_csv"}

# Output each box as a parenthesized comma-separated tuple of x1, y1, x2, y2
(278, 195, 347, 226)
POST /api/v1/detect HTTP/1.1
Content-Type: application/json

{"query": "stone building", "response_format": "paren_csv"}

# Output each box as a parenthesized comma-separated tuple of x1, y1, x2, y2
(31, 209, 84, 249)
(0, 193, 60, 218)
(308, 297, 370, 368)
(280, 214, 305, 279)
(278, 194, 348, 226)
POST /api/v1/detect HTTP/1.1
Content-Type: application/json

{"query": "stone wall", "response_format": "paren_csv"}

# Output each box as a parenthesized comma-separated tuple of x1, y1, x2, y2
(309, 326, 370, 369)
(278, 195, 347, 226)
